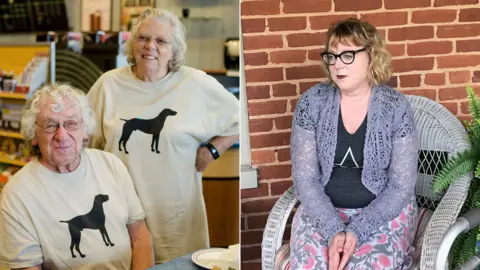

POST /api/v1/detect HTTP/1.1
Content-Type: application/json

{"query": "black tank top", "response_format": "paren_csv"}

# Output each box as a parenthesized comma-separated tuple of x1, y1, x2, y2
(325, 111, 376, 208)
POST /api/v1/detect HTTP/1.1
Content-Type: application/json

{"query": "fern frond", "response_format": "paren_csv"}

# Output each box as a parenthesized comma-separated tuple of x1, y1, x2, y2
(452, 230, 476, 268)
(467, 85, 480, 123)
(432, 149, 478, 194)
(460, 230, 476, 267)
(469, 129, 480, 150)
(476, 160, 480, 178)
(471, 187, 480, 209)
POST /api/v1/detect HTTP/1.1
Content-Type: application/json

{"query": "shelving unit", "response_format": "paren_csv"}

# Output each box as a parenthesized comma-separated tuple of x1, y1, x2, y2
(0, 157, 27, 167)
(0, 91, 29, 169)
(0, 42, 55, 175)
(0, 130, 23, 139)
(0, 92, 27, 100)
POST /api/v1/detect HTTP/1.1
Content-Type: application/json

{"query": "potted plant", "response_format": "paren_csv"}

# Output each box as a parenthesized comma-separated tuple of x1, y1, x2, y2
(432, 85, 480, 268)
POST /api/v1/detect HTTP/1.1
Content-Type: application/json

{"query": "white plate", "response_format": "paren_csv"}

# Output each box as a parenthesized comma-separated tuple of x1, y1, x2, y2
(191, 248, 229, 269)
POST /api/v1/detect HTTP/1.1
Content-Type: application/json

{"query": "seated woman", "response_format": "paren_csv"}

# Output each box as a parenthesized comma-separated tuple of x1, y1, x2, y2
(290, 19, 418, 270)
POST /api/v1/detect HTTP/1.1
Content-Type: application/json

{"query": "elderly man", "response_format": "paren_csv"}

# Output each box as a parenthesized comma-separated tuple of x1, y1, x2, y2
(0, 84, 153, 270)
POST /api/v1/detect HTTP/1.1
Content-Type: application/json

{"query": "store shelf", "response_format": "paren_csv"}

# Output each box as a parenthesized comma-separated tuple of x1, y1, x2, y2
(0, 130, 23, 139)
(0, 157, 27, 166)
(0, 92, 27, 100)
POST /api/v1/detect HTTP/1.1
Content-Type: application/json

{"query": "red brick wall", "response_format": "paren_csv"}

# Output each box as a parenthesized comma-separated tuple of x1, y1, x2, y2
(240, 0, 480, 269)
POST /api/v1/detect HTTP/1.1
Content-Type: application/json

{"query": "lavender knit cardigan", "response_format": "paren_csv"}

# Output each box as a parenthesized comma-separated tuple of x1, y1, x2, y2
(291, 82, 418, 245)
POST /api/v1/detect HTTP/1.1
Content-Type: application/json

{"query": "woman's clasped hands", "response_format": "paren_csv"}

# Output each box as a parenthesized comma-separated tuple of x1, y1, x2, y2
(328, 231, 358, 270)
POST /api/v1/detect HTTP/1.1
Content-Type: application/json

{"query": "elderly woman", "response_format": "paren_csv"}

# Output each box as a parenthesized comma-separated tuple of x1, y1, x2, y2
(290, 19, 418, 270)
(87, 8, 239, 263)
(0, 84, 153, 269)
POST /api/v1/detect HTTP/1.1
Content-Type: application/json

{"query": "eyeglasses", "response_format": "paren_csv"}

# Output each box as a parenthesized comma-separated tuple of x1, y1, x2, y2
(320, 48, 367, 65)
(36, 120, 83, 134)
(135, 35, 171, 47)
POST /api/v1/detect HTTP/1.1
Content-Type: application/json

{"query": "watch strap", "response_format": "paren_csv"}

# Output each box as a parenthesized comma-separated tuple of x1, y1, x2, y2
(206, 142, 220, 160)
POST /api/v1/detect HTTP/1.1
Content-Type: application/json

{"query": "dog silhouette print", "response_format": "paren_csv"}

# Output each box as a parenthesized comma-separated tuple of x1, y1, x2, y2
(118, 108, 178, 154)
(60, 194, 114, 258)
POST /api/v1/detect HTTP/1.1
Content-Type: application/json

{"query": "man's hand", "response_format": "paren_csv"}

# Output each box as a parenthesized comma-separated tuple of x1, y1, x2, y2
(338, 231, 358, 270)
(195, 146, 215, 172)
(328, 232, 345, 270)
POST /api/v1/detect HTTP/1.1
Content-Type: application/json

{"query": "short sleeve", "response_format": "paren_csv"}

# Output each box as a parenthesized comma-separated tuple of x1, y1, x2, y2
(86, 75, 106, 150)
(110, 155, 145, 224)
(204, 76, 239, 137)
(0, 194, 43, 268)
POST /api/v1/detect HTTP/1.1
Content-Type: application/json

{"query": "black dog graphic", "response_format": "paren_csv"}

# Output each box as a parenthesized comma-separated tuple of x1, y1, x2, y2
(60, 194, 114, 258)
(118, 108, 177, 154)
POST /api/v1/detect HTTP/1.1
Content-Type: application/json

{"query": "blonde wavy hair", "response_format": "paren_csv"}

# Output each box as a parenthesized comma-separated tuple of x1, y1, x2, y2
(323, 18, 391, 86)
(125, 8, 187, 72)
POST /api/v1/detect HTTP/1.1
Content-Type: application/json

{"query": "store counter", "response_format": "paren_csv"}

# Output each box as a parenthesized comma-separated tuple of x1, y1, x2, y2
(202, 147, 239, 247)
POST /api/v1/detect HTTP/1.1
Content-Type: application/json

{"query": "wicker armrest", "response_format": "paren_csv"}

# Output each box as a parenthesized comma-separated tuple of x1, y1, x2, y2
(420, 173, 473, 270)
(261, 186, 298, 270)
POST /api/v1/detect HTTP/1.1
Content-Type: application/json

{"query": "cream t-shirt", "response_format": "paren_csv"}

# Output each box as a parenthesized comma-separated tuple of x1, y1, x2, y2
(0, 149, 145, 269)
(87, 66, 239, 262)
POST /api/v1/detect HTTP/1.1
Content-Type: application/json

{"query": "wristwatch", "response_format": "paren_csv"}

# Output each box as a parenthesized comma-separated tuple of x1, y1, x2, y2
(205, 142, 220, 160)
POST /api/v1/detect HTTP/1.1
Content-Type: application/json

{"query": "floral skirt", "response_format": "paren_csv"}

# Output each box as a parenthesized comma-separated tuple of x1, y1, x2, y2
(290, 199, 417, 270)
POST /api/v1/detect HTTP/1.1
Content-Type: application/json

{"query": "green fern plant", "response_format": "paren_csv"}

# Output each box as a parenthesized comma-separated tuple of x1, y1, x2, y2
(432, 85, 480, 268)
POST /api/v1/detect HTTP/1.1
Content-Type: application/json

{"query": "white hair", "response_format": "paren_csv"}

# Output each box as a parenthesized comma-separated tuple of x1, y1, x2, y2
(21, 83, 96, 151)
(125, 8, 187, 72)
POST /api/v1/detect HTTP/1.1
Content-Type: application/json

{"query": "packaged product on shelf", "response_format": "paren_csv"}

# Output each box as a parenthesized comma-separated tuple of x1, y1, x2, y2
(17, 143, 31, 162)
(2, 71, 16, 92)
(0, 138, 30, 163)
(18, 57, 49, 94)
(1, 138, 17, 158)
(0, 99, 23, 131)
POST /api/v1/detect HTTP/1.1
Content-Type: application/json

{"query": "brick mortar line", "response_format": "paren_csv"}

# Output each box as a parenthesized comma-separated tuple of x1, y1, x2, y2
(267, 181, 272, 196)
(242, 21, 480, 32)
(244, 62, 480, 72)
(242, 38, 480, 54)
(242, 37, 480, 46)
(244, 146, 292, 152)
(251, 161, 292, 168)
(249, 129, 293, 134)
(246, 85, 480, 100)
(248, 113, 471, 129)
(242, 195, 282, 203)
(251, 147, 292, 153)
(252, 160, 292, 166)
(249, 130, 292, 136)
(256, 177, 293, 182)
(247, 108, 473, 131)
(240, 5, 480, 19)
(256, 178, 293, 184)
(246, 84, 480, 92)
(247, 97, 300, 103)
(244, 52, 480, 64)
(244, 72, 479, 87)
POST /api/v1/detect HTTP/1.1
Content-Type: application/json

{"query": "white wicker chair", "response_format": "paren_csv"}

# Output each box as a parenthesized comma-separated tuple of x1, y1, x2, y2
(261, 95, 473, 270)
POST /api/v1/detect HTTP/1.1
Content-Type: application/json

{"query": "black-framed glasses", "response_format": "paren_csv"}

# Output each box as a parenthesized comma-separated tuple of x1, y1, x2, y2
(35, 120, 84, 134)
(320, 48, 367, 65)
